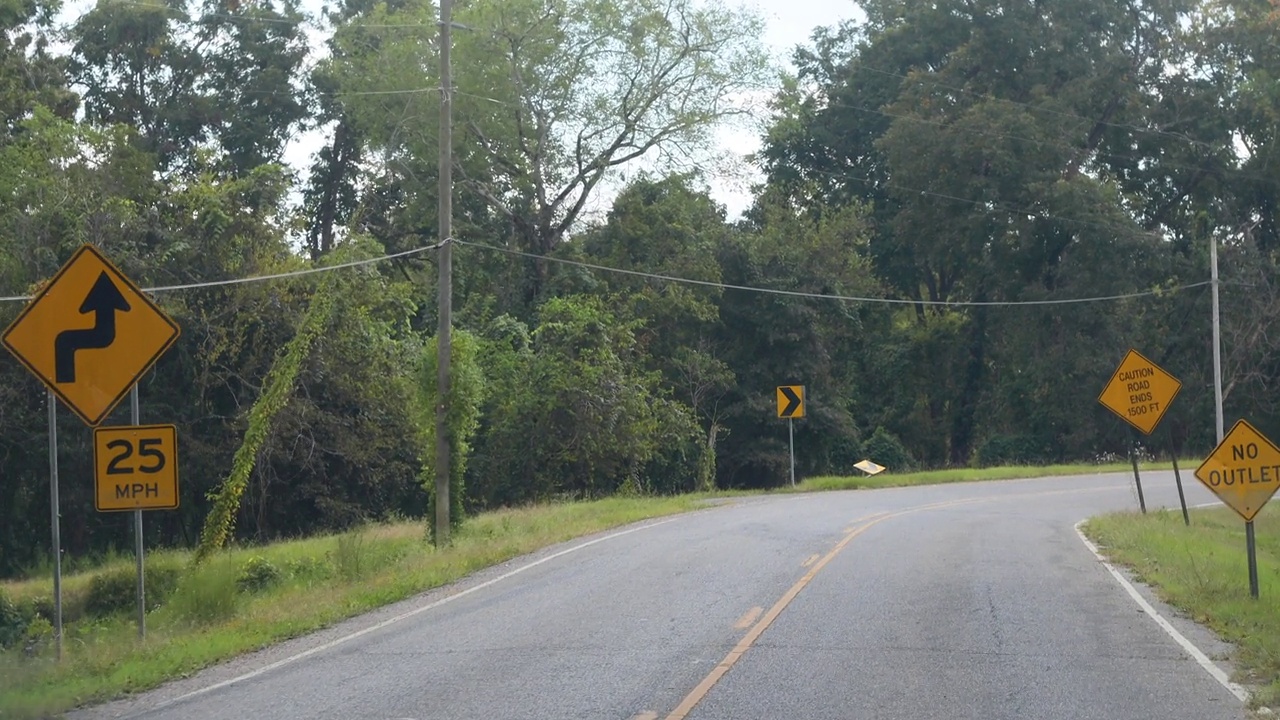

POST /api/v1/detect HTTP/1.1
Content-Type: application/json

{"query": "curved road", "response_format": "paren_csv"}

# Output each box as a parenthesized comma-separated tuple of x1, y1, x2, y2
(76, 472, 1247, 720)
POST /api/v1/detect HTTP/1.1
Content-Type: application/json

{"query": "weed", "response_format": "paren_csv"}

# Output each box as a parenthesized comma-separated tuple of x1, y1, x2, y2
(284, 555, 331, 583)
(165, 559, 240, 625)
(333, 528, 369, 580)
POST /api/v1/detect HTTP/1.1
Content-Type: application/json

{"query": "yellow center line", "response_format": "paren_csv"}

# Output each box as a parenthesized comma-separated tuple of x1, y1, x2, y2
(630, 712, 658, 720)
(733, 606, 763, 630)
(801, 554, 819, 568)
(661, 497, 986, 720)
(660, 484, 1121, 720)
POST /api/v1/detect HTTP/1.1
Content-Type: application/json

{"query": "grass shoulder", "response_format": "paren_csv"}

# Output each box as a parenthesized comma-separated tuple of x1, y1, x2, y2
(1082, 508, 1280, 710)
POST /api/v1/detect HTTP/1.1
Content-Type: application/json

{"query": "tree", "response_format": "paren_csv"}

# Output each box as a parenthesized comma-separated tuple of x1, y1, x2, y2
(756, 0, 1211, 464)
(467, 296, 698, 504)
(325, 0, 770, 306)
(558, 174, 732, 474)
(69, 0, 310, 175)
(0, 0, 76, 140)
(712, 195, 880, 485)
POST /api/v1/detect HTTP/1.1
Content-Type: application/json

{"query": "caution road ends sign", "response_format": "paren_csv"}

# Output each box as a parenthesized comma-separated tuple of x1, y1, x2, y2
(1097, 349, 1181, 435)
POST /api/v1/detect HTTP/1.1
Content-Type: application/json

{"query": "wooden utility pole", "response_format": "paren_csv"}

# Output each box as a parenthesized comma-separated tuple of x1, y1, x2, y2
(434, 0, 453, 547)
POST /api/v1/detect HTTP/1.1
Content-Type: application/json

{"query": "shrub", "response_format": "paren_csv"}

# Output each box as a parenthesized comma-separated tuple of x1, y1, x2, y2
(862, 426, 915, 472)
(237, 556, 282, 593)
(0, 590, 25, 649)
(22, 615, 53, 655)
(285, 555, 332, 583)
(976, 434, 1050, 466)
(85, 562, 181, 617)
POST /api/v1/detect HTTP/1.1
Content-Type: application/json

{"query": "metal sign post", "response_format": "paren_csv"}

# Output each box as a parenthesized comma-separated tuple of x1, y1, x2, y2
(47, 390, 62, 660)
(131, 385, 145, 639)
(1247, 521, 1259, 599)
(776, 386, 805, 488)
(1171, 452, 1189, 526)
(1195, 419, 1280, 599)
(788, 417, 795, 488)
(1128, 433, 1147, 514)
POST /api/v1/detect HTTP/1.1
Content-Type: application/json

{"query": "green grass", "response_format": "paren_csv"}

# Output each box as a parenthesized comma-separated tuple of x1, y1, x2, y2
(1083, 507, 1280, 708)
(0, 459, 1178, 718)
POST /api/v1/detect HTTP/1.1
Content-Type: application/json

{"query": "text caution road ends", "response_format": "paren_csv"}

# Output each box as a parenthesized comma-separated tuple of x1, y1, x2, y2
(94, 425, 179, 512)
(854, 459, 886, 476)
(1194, 419, 1280, 522)
(2, 245, 180, 426)
(777, 385, 804, 419)
(1097, 348, 1181, 435)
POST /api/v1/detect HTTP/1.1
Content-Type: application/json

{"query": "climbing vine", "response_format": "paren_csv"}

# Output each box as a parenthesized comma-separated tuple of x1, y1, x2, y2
(194, 279, 338, 562)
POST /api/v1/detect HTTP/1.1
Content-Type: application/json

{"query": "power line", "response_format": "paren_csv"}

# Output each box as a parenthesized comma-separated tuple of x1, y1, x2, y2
(0, 233, 1212, 309)
(453, 238, 1211, 307)
(0, 240, 443, 304)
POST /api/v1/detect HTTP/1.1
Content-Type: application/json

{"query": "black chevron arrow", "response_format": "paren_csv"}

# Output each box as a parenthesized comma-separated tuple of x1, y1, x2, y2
(54, 272, 131, 383)
(779, 386, 802, 417)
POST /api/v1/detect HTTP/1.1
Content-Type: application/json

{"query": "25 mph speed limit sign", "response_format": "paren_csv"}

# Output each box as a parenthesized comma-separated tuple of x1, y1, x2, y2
(93, 424, 179, 512)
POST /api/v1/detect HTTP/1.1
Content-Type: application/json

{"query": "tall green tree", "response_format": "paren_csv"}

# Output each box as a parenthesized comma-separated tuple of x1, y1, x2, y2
(325, 0, 770, 308)
(69, 0, 310, 175)
(0, 0, 76, 140)
(757, 0, 1215, 464)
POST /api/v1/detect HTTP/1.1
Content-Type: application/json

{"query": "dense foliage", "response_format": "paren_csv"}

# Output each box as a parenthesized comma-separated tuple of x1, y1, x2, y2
(1, 0, 1276, 576)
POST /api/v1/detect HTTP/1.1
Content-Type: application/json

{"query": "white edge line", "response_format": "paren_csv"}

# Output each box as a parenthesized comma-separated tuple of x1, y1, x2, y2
(133, 516, 684, 716)
(1073, 520, 1249, 703)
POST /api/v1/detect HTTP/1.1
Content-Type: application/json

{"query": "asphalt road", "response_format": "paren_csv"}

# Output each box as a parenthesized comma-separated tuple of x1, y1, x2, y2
(75, 471, 1248, 720)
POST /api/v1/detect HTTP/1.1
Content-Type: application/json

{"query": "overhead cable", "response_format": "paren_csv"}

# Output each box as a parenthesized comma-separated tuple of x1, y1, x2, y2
(0, 240, 443, 303)
(452, 238, 1211, 307)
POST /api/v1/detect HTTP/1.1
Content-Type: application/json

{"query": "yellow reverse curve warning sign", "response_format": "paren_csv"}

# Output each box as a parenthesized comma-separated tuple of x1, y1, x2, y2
(777, 385, 805, 419)
(94, 424, 179, 512)
(1097, 349, 1181, 435)
(1195, 419, 1280, 522)
(2, 245, 180, 426)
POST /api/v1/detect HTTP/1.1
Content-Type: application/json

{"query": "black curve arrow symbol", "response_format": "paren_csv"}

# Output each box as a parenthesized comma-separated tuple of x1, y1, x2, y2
(779, 386, 802, 417)
(54, 272, 130, 383)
